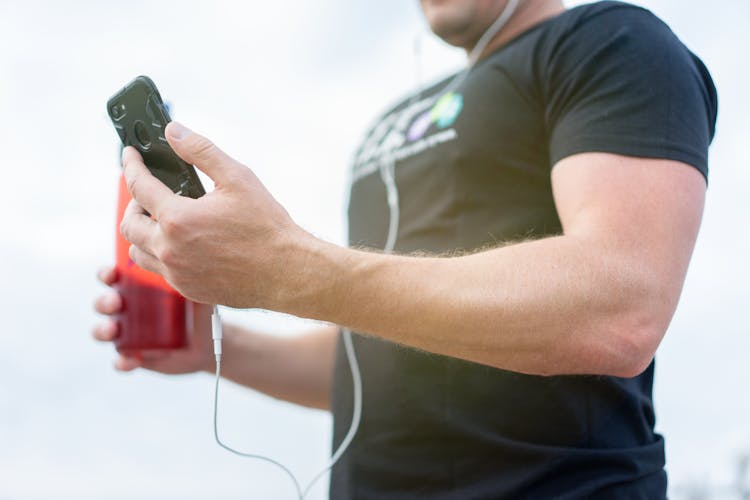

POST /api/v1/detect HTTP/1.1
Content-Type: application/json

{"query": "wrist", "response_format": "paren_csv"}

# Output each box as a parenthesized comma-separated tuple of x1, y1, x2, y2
(200, 321, 241, 374)
(200, 343, 217, 373)
(271, 231, 389, 327)
(268, 229, 352, 319)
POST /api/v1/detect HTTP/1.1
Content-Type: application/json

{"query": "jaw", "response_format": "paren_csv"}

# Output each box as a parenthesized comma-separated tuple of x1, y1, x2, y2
(420, 0, 494, 49)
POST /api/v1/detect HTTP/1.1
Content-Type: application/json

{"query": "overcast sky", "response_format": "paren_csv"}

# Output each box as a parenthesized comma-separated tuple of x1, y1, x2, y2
(0, 1, 748, 499)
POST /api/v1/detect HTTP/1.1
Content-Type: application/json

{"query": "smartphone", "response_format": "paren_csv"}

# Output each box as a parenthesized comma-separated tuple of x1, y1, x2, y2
(107, 76, 199, 353)
(107, 75, 205, 198)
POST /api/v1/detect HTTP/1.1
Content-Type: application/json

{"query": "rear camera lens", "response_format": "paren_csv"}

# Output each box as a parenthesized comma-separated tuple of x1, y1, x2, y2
(111, 103, 126, 119)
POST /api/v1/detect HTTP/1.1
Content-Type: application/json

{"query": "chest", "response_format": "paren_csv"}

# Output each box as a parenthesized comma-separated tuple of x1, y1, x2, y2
(348, 58, 560, 252)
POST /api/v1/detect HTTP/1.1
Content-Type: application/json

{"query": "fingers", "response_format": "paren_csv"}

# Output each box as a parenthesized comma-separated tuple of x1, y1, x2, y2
(92, 319, 118, 341)
(120, 199, 159, 253)
(97, 266, 119, 285)
(92, 321, 139, 371)
(94, 292, 122, 315)
(165, 121, 239, 185)
(122, 146, 176, 219)
(115, 355, 142, 372)
(113, 351, 172, 372)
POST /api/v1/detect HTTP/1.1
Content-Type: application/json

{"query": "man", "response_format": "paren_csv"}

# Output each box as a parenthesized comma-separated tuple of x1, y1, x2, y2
(93, 0, 717, 497)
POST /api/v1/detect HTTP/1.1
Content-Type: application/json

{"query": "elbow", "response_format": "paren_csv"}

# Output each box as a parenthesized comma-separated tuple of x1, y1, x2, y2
(606, 338, 658, 378)
(524, 308, 669, 379)
(588, 258, 681, 378)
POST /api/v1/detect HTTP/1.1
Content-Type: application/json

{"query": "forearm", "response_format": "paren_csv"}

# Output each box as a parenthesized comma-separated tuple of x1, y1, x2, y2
(120, 128, 698, 378)
(276, 233, 673, 378)
(209, 322, 338, 410)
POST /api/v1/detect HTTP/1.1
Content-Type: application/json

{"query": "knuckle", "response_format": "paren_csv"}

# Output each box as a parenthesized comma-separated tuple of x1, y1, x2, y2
(119, 218, 129, 238)
(159, 211, 184, 237)
(192, 136, 216, 160)
(125, 174, 139, 200)
(157, 246, 177, 267)
(128, 244, 140, 265)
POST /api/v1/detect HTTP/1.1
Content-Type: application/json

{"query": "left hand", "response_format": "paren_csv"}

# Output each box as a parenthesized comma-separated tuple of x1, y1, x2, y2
(120, 121, 306, 308)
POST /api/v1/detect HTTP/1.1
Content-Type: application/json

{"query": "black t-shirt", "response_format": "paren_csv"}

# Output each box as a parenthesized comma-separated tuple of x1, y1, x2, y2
(331, 2, 717, 499)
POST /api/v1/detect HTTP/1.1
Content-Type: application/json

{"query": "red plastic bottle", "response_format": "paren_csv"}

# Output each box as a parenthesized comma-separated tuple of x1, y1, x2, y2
(114, 175, 189, 354)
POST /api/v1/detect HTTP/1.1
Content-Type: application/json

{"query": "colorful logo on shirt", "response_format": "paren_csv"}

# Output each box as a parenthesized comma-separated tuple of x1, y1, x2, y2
(406, 92, 464, 142)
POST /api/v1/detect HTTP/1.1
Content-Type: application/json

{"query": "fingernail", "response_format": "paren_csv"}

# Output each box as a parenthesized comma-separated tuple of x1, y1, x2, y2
(168, 121, 191, 140)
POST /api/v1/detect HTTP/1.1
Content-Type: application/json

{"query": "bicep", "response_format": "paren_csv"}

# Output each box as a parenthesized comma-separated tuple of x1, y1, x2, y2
(552, 152, 705, 308)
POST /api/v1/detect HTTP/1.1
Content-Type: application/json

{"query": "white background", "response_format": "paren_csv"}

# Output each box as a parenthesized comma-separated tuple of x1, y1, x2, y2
(0, 1, 748, 499)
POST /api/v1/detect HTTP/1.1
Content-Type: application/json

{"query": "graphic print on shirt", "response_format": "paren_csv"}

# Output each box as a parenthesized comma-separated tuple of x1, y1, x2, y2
(350, 91, 464, 184)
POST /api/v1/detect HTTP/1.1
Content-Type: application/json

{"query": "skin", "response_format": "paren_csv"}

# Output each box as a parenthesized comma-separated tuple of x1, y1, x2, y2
(93, 0, 706, 410)
(93, 267, 336, 410)
(420, 0, 565, 54)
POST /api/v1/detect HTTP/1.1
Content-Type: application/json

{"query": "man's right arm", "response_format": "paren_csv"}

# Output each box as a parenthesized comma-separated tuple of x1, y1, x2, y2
(93, 266, 337, 411)
(216, 322, 338, 411)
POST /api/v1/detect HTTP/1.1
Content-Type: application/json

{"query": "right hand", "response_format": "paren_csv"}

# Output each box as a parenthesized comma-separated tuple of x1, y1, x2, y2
(92, 266, 215, 373)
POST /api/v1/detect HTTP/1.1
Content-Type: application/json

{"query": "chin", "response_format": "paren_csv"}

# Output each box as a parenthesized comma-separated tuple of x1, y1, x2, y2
(420, 0, 481, 47)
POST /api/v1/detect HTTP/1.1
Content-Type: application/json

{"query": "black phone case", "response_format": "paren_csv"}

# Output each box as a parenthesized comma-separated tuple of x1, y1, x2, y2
(107, 75, 205, 199)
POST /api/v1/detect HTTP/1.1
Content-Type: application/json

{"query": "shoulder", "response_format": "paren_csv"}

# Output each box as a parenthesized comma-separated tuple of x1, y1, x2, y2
(536, 0, 716, 106)
(538, 1, 681, 63)
(538, 2, 717, 178)
(547, 1, 667, 38)
(510, 1, 712, 104)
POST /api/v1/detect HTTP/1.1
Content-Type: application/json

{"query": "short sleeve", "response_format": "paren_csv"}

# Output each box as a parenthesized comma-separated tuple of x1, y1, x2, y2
(542, 5, 718, 181)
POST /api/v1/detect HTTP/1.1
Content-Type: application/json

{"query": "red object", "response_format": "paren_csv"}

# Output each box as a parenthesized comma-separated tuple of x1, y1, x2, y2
(114, 175, 188, 353)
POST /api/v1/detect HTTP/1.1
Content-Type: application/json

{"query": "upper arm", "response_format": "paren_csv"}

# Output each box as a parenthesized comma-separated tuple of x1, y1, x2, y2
(551, 152, 705, 357)
(539, 7, 716, 366)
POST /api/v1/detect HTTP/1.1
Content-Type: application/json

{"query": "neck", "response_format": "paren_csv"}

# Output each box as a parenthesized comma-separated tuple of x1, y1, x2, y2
(467, 0, 565, 60)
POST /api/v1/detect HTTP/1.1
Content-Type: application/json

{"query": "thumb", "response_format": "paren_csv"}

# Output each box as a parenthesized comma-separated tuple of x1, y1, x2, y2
(165, 121, 238, 184)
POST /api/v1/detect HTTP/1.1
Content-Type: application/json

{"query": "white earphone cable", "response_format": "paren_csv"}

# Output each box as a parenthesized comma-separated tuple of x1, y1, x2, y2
(209, 1, 519, 497)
